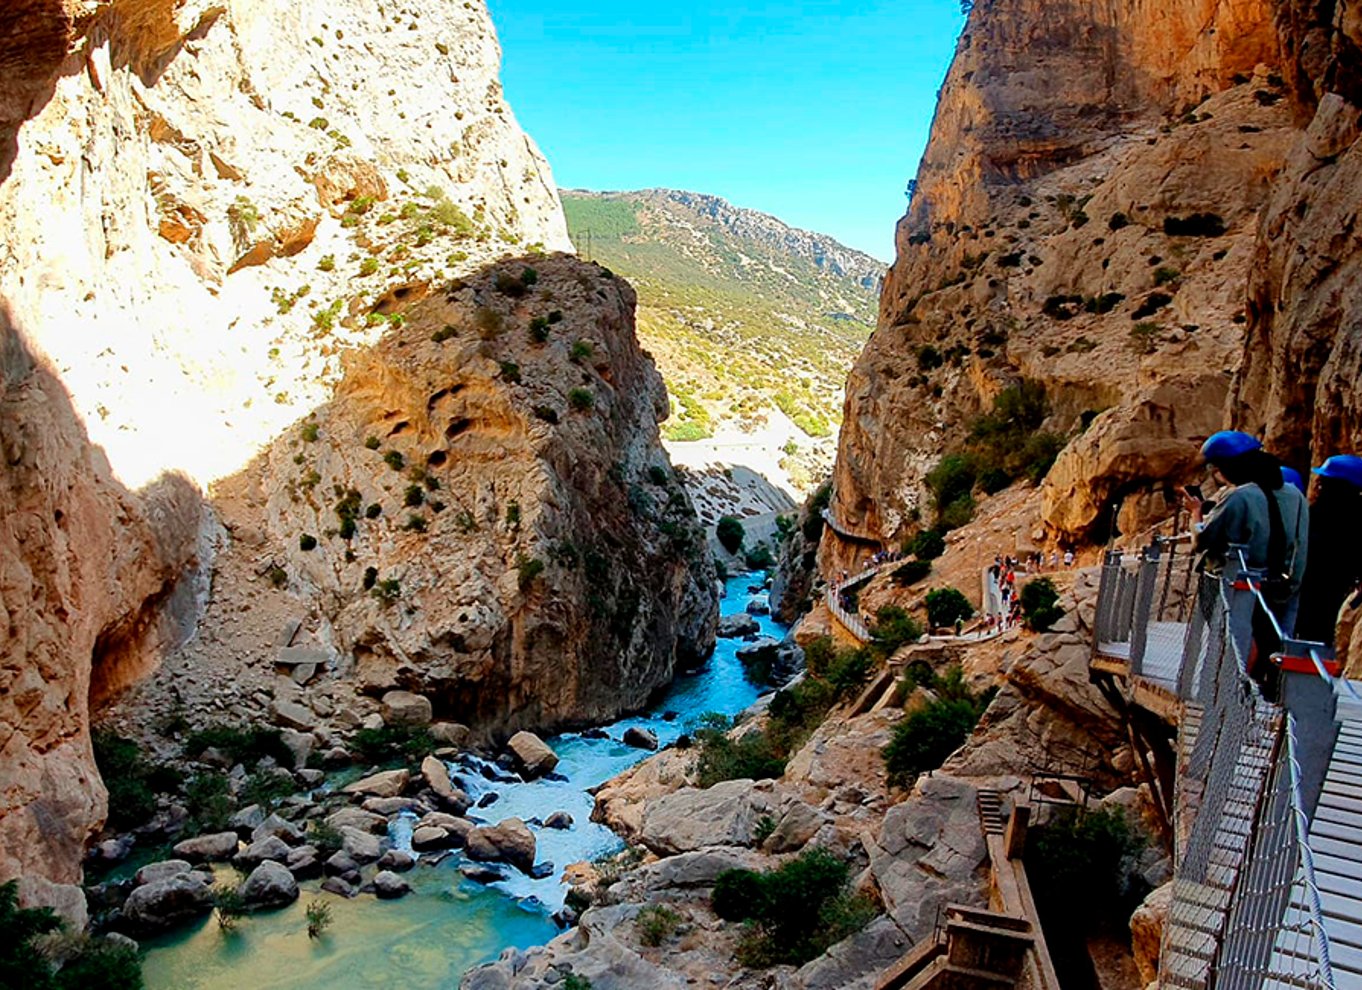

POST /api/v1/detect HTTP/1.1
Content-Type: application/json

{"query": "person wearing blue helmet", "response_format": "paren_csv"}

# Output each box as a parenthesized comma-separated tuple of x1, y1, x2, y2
(1294, 454, 1362, 644)
(1281, 466, 1307, 495)
(1185, 430, 1309, 653)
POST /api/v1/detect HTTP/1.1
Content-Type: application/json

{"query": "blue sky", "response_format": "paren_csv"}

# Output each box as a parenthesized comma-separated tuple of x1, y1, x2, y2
(486, 2, 966, 261)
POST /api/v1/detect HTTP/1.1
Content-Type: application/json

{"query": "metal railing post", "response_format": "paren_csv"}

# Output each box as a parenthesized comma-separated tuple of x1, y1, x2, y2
(1129, 541, 1163, 677)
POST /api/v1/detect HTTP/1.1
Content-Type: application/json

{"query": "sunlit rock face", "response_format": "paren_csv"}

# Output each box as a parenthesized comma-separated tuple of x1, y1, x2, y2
(211, 255, 718, 732)
(0, 306, 206, 920)
(0, 0, 716, 915)
(0, 0, 569, 490)
(827, 0, 1325, 557)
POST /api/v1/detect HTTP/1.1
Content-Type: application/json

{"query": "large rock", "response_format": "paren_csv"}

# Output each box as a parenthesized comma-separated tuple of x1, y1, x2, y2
(238, 860, 299, 909)
(1130, 881, 1173, 987)
(506, 731, 559, 779)
(271, 699, 316, 732)
(343, 769, 410, 799)
(341, 827, 382, 864)
(717, 612, 760, 638)
(372, 870, 411, 899)
(622, 727, 659, 751)
(251, 813, 303, 845)
(421, 755, 472, 812)
(172, 832, 240, 863)
(638, 779, 780, 855)
(326, 807, 388, 834)
(411, 825, 456, 851)
(381, 690, 433, 728)
(235, 834, 292, 868)
(134, 860, 192, 887)
(465, 819, 536, 874)
(121, 872, 214, 934)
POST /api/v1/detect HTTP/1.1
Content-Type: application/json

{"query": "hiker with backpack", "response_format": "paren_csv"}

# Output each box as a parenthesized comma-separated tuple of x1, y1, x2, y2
(1184, 431, 1309, 673)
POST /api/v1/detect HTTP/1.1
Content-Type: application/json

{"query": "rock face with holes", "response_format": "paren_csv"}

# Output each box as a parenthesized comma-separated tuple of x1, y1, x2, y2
(823, 0, 1362, 559)
(0, 0, 569, 491)
(209, 255, 717, 732)
(0, 313, 206, 920)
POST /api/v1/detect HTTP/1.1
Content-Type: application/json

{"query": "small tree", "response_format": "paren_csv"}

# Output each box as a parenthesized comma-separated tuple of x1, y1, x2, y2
(925, 587, 974, 629)
(907, 529, 946, 560)
(306, 899, 333, 939)
(1021, 577, 1065, 631)
(716, 516, 745, 555)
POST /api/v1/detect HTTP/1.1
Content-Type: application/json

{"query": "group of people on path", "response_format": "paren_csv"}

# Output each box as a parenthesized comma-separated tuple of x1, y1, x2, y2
(1188, 430, 1362, 683)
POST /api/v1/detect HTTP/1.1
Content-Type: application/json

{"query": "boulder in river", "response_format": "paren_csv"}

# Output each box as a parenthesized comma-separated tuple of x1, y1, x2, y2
(622, 727, 659, 751)
(343, 768, 409, 798)
(173, 832, 240, 863)
(377, 849, 415, 872)
(239, 860, 299, 909)
(324, 850, 360, 881)
(372, 870, 412, 899)
(340, 827, 382, 864)
(746, 596, 771, 616)
(459, 863, 506, 884)
(235, 834, 292, 868)
(286, 845, 322, 879)
(543, 811, 573, 830)
(421, 755, 472, 813)
(252, 812, 303, 846)
(411, 825, 455, 851)
(321, 876, 357, 898)
(134, 860, 192, 887)
(327, 807, 387, 834)
(465, 818, 536, 874)
(121, 871, 214, 934)
(506, 731, 559, 779)
(229, 804, 266, 838)
(717, 612, 760, 638)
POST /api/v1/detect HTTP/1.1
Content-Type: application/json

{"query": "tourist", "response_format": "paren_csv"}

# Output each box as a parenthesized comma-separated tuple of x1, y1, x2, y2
(1281, 466, 1308, 495)
(1294, 454, 1362, 645)
(1186, 430, 1309, 663)
(1063, 548, 1075, 568)
(1050, 550, 1059, 569)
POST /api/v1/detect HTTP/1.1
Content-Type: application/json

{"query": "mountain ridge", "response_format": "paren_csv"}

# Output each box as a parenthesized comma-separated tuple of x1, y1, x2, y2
(561, 187, 882, 444)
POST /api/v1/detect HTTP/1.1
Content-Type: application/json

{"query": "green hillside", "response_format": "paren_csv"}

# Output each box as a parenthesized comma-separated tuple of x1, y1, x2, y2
(561, 190, 881, 440)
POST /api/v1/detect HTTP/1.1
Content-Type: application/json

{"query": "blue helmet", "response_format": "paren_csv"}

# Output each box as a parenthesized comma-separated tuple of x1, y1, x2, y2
(1280, 467, 1307, 494)
(1311, 454, 1362, 489)
(1201, 430, 1262, 463)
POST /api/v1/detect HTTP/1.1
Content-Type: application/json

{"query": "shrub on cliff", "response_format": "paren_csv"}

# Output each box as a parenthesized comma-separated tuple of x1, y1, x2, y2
(185, 725, 291, 767)
(350, 726, 432, 764)
(891, 559, 932, 586)
(716, 515, 745, 554)
(871, 605, 923, 654)
(882, 688, 990, 788)
(0, 881, 142, 990)
(1021, 577, 1064, 631)
(711, 848, 875, 966)
(568, 387, 595, 412)
(693, 721, 786, 788)
(92, 732, 179, 831)
(925, 587, 974, 629)
(906, 529, 945, 560)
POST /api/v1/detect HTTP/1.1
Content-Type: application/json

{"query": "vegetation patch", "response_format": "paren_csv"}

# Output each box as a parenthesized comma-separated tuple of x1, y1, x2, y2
(882, 665, 993, 787)
(711, 848, 876, 967)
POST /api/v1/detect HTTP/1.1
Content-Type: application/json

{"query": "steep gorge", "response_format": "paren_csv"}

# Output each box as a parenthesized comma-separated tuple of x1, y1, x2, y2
(0, 0, 717, 917)
(830, 0, 1362, 560)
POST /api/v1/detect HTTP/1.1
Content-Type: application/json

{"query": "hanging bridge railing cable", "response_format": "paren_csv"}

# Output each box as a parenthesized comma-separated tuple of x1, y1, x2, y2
(1152, 548, 1338, 990)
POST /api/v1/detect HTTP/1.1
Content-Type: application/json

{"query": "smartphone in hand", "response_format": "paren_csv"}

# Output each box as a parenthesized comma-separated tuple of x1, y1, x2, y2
(1184, 484, 1203, 501)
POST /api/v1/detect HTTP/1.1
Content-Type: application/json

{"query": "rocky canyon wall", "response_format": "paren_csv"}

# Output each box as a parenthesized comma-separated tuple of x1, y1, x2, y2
(0, 0, 569, 491)
(206, 255, 717, 733)
(829, 0, 1362, 557)
(0, 0, 719, 912)
(0, 301, 204, 919)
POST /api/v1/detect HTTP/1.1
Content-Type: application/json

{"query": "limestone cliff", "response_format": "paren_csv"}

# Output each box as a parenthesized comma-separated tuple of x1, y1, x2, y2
(191, 255, 717, 733)
(0, 0, 717, 911)
(0, 303, 204, 918)
(0, 0, 569, 490)
(830, 0, 1314, 553)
